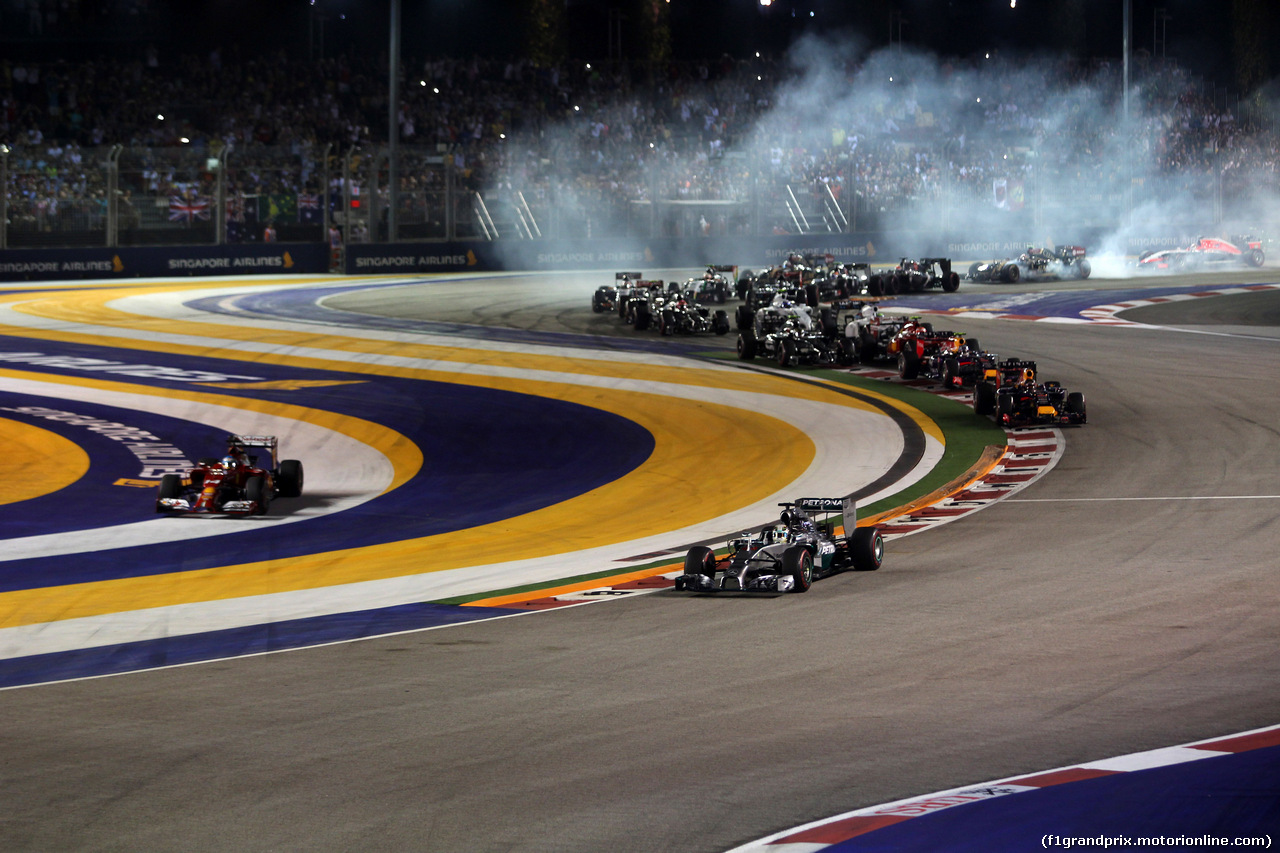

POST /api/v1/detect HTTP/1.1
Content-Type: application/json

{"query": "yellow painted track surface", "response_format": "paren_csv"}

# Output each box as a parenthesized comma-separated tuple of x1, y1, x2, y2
(1, 417, 89, 505)
(0, 276, 937, 641)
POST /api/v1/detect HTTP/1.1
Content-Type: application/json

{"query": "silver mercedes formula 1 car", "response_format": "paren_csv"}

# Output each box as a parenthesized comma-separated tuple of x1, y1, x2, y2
(673, 497, 884, 593)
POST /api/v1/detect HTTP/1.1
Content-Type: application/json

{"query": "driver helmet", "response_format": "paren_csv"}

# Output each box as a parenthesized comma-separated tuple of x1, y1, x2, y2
(773, 523, 789, 543)
(1021, 367, 1036, 383)
(221, 455, 238, 469)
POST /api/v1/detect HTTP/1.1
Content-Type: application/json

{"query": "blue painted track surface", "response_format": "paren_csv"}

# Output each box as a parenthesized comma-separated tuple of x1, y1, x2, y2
(824, 746, 1280, 851)
(0, 340, 654, 591)
(0, 601, 518, 687)
(891, 282, 1280, 320)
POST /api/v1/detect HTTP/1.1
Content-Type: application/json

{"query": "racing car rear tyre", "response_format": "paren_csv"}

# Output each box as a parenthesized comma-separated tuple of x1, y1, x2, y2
(1076, 259, 1092, 280)
(660, 310, 674, 336)
(1248, 249, 1265, 267)
(277, 459, 304, 498)
(974, 382, 996, 415)
(735, 305, 754, 331)
(898, 347, 920, 380)
(1002, 265, 1021, 283)
(684, 546, 717, 581)
(819, 308, 838, 337)
(737, 332, 757, 360)
(783, 546, 812, 593)
(713, 310, 730, 335)
(943, 271, 960, 293)
(634, 302, 651, 331)
(867, 275, 885, 297)
(850, 527, 884, 572)
(245, 475, 270, 515)
(804, 284, 820, 308)
(858, 330, 877, 364)
(967, 262, 981, 280)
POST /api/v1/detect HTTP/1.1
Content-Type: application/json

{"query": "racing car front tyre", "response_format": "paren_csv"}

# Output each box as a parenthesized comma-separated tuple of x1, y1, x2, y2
(634, 302, 651, 331)
(156, 474, 182, 511)
(713, 310, 730, 335)
(277, 459, 304, 497)
(660, 309, 674, 336)
(1066, 392, 1087, 423)
(735, 305, 754, 331)
(1076, 259, 1092, 279)
(783, 546, 812, 593)
(245, 475, 270, 515)
(1002, 264, 1020, 283)
(942, 357, 960, 389)
(684, 546, 717, 583)
(777, 338, 795, 368)
(967, 262, 981, 280)
(737, 332, 757, 360)
(850, 527, 884, 572)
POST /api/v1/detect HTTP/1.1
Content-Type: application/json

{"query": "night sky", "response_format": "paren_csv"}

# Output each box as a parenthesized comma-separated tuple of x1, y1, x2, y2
(1, 0, 1271, 89)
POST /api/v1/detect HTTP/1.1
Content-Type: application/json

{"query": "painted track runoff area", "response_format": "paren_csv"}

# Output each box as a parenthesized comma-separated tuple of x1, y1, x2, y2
(0, 273, 1011, 686)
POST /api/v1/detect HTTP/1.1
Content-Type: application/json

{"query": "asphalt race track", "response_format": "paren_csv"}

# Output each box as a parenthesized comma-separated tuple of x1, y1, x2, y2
(2, 266, 1279, 851)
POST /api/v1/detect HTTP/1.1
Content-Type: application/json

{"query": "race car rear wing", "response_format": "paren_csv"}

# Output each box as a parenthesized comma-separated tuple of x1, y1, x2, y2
(918, 257, 954, 276)
(706, 264, 738, 274)
(795, 496, 857, 527)
(615, 271, 644, 281)
(227, 434, 277, 449)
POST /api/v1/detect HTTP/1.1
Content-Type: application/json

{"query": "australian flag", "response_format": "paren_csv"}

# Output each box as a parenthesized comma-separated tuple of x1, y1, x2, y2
(298, 192, 323, 224)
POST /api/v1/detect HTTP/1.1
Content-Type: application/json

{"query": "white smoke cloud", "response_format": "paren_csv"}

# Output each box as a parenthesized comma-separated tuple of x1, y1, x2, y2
(485, 31, 1279, 276)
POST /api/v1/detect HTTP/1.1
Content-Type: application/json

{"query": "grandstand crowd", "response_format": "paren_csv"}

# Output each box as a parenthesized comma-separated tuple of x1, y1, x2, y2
(1, 45, 1275, 241)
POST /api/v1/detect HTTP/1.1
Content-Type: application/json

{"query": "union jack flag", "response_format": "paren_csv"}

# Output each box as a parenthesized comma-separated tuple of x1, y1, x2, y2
(169, 195, 211, 223)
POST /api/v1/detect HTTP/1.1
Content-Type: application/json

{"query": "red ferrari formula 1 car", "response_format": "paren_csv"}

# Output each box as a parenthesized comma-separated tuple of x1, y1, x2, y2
(1137, 235, 1265, 270)
(156, 434, 304, 516)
